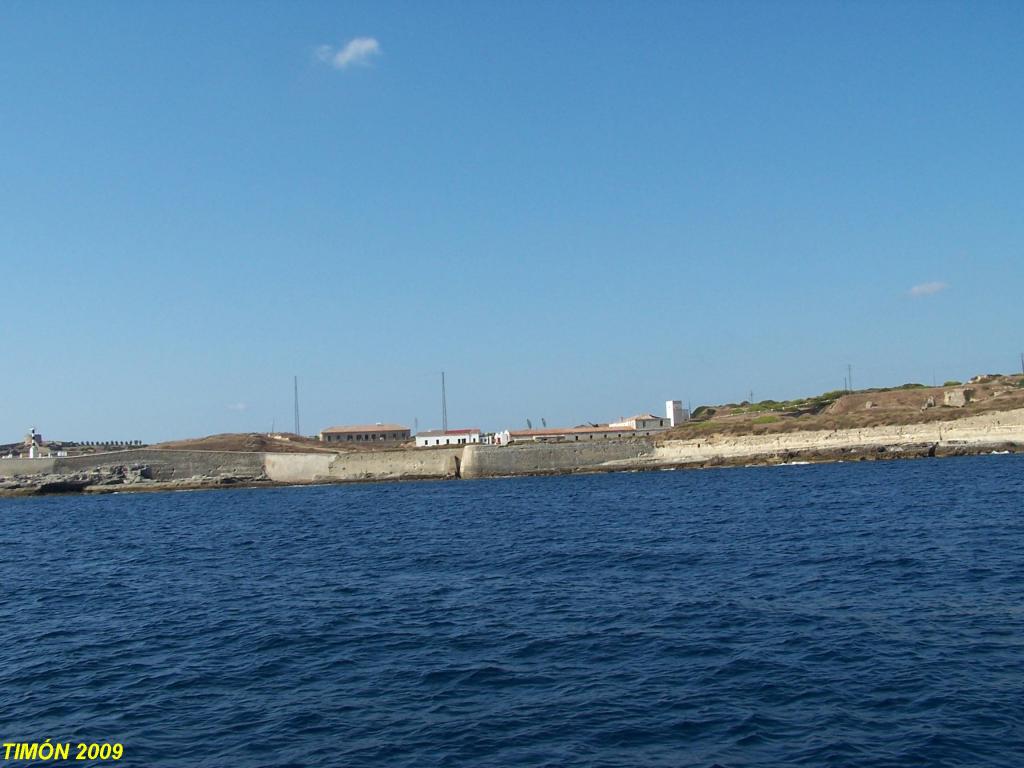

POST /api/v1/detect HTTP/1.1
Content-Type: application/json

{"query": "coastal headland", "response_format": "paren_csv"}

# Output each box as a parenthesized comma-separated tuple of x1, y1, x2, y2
(2, 404, 1022, 496)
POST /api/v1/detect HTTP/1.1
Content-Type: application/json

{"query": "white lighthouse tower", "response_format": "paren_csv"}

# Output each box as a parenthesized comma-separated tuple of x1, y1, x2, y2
(666, 400, 689, 427)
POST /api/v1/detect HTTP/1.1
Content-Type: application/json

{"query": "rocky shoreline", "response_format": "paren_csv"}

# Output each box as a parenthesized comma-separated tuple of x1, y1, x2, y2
(647, 440, 1020, 470)
(0, 437, 1019, 497)
(0, 462, 277, 497)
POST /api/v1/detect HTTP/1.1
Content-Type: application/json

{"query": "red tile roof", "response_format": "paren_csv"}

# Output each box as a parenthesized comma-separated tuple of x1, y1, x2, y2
(417, 428, 481, 437)
(321, 424, 409, 433)
(508, 425, 633, 437)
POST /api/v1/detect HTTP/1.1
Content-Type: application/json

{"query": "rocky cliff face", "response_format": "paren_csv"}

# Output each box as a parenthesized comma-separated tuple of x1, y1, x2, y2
(0, 452, 269, 496)
(647, 407, 1024, 467)
(0, 463, 152, 495)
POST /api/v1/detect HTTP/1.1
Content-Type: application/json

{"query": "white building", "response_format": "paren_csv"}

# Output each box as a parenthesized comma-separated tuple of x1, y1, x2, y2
(415, 428, 482, 447)
(608, 413, 671, 434)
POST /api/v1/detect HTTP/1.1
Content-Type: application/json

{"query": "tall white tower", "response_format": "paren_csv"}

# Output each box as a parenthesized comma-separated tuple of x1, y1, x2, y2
(666, 400, 688, 427)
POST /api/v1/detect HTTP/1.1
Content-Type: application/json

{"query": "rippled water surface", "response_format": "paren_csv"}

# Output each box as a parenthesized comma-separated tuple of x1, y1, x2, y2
(2, 456, 1024, 767)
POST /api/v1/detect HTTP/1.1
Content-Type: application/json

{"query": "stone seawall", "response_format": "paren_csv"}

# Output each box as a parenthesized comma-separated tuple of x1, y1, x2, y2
(264, 447, 463, 484)
(1, 443, 651, 489)
(461, 441, 654, 478)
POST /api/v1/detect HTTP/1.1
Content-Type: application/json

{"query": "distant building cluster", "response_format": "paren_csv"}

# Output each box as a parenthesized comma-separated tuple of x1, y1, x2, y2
(1, 428, 145, 459)
(318, 400, 689, 449)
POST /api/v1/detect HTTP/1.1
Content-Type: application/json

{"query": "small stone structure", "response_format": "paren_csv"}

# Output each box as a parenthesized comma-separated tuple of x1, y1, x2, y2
(944, 388, 976, 408)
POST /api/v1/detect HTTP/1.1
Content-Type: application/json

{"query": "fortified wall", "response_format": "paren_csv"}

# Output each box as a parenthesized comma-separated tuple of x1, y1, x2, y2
(459, 440, 654, 479)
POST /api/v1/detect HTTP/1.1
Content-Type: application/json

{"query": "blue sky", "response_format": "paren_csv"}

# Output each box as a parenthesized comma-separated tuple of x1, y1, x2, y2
(2, 1, 1022, 442)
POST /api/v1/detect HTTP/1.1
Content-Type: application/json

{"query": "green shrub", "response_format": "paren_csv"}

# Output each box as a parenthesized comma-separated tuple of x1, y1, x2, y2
(752, 415, 780, 425)
(817, 390, 848, 401)
(740, 399, 784, 413)
(943, 380, 962, 387)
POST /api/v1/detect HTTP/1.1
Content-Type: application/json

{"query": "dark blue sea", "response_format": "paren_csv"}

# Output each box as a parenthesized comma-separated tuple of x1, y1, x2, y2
(2, 456, 1024, 767)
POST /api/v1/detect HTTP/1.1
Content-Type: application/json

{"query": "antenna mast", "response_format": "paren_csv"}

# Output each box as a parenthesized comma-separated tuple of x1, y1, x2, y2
(293, 375, 301, 436)
(441, 371, 448, 433)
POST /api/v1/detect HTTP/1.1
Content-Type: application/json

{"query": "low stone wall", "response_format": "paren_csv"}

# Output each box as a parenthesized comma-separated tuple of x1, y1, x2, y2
(461, 441, 654, 479)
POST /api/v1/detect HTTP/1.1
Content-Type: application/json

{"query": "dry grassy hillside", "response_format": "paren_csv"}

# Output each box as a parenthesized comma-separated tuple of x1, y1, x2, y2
(659, 374, 1024, 441)
(152, 433, 405, 453)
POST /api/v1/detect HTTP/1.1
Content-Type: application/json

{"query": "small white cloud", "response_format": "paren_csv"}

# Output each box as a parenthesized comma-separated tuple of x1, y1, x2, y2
(909, 281, 947, 298)
(315, 37, 381, 70)
(227, 402, 249, 412)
